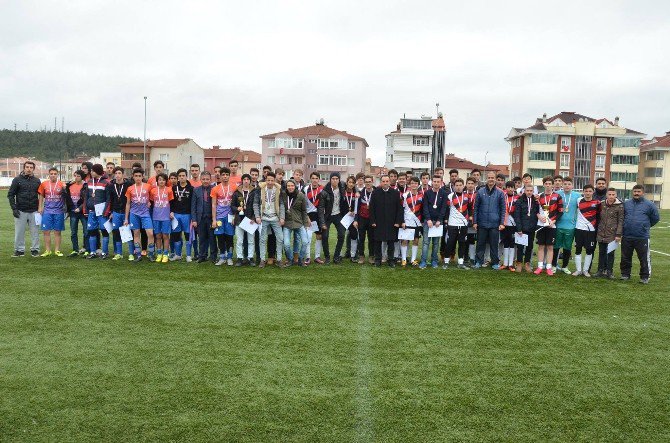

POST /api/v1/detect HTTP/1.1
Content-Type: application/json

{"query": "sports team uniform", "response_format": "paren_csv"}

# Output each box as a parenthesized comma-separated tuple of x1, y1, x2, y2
(107, 180, 131, 256)
(38, 180, 66, 231)
(445, 191, 472, 263)
(211, 182, 235, 261)
(501, 193, 519, 267)
(304, 184, 324, 260)
(125, 183, 153, 230)
(536, 191, 563, 245)
(574, 197, 601, 273)
(150, 186, 174, 234)
(171, 182, 194, 258)
(84, 175, 111, 254)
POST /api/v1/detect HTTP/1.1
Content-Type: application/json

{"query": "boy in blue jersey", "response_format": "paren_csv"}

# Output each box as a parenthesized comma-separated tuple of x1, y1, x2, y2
(553, 176, 581, 273)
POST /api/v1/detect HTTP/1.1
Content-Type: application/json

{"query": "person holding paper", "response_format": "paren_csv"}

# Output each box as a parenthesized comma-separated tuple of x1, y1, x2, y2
(369, 175, 403, 267)
(168, 169, 194, 262)
(573, 185, 601, 277)
(281, 179, 310, 267)
(125, 168, 155, 262)
(620, 184, 660, 284)
(534, 176, 563, 276)
(353, 174, 375, 264)
(419, 174, 448, 269)
(83, 164, 111, 259)
(317, 172, 347, 265)
(343, 176, 359, 262)
(64, 170, 88, 256)
(304, 172, 324, 265)
(211, 167, 235, 266)
(106, 166, 131, 260)
(595, 188, 623, 279)
(513, 184, 540, 272)
(399, 177, 424, 267)
(500, 181, 519, 271)
(150, 173, 175, 263)
(37, 167, 66, 257)
(191, 172, 216, 263)
(444, 178, 472, 270)
(232, 174, 256, 266)
(464, 177, 478, 264)
(473, 171, 506, 270)
(253, 171, 285, 268)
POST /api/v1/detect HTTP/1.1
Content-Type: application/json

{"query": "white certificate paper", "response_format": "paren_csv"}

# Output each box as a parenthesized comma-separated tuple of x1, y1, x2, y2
(514, 233, 529, 246)
(607, 240, 619, 254)
(119, 225, 133, 242)
(171, 218, 179, 230)
(94, 202, 106, 216)
(428, 224, 444, 238)
(34, 212, 42, 226)
(340, 213, 355, 229)
(310, 221, 319, 232)
(397, 228, 415, 241)
(104, 219, 114, 233)
(239, 217, 259, 234)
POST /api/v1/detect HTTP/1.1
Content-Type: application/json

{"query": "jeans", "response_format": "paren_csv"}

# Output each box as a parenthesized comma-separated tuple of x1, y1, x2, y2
(14, 210, 40, 253)
(322, 213, 345, 259)
(260, 218, 283, 261)
(421, 222, 440, 265)
(283, 227, 309, 262)
(476, 227, 500, 266)
(69, 211, 88, 251)
(597, 241, 616, 273)
(235, 224, 255, 260)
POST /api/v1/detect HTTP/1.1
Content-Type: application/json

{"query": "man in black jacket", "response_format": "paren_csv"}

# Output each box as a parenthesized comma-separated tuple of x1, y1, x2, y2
(8, 161, 41, 257)
(191, 172, 216, 263)
(317, 172, 347, 264)
(106, 166, 131, 260)
(369, 175, 403, 267)
(512, 184, 540, 272)
(64, 169, 88, 256)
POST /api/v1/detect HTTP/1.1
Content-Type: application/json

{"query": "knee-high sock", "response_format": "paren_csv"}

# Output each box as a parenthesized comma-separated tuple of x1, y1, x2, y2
(175, 241, 183, 256)
(502, 248, 509, 266)
(400, 244, 407, 260)
(350, 240, 358, 257)
(574, 254, 582, 272)
(469, 244, 476, 261)
(584, 254, 593, 272)
(411, 245, 418, 262)
(315, 238, 322, 259)
(562, 250, 571, 268)
(306, 234, 313, 259)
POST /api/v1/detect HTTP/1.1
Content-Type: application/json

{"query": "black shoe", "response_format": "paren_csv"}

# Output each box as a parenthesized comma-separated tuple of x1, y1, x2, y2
(11, 250, 24, 258)
(374, 262, 381, 267)
(100, 253, 108, 260)
(606, 272, 615, 280)
(86, 253, 97, 259)
(134, 255, 143, 263)
(333, 256, 342, 264)
(68, 251, 79, 258)
(324, 258, 331, 265)
(235, 259, 243, 267)
(640, 278, 649, 284)
(30, 250, 39, 257)
(242, 259, 249, 266)
(593, 271, 604, 278)
(620, 275, 630, 281)
(388, 262, 396, 268)
(197, 257, 207, 263)
(249, 260, 256, 267)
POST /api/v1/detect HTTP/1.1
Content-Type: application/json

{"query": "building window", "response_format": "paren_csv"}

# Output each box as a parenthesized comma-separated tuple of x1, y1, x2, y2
(644, 184, 663, 194)
(348, 141, 356, 150)
(611, 171, 638, 181)
(267, 139, 276, 148)
(386, 137, 393, 147)
(294, 157, 302, 165)
(528, 168, 555, 179)
(348, 158, 355, 166)
(529, 151, 556, 162)
(530, 133, 557, 144)
(595, 155, 606, 170)
(512, 138, 521, 148)
(317, 138, 345, 149)
(611, 155, 639, 165)
(267, 155, 275, 164)
(560, 170, 569, 177)
(319, 173, 329, 181)
(596, 138, 608, 152)
(401, 119, 432, 130)
(515, 154, 520, 163)
(317, 155, 348, 166)
(560, 153, 570, 168)
(159, 154, 169, 161)
(613, 138, 641, 148)
(412, 152, 429, 163)
(594, 171, 605, 179)
(279, 156, 287, 164)
(560, 137, 571, 151)
(645, 151, 665, 161)
(644, 167, 663, 178)
(413, 136, 430, 146)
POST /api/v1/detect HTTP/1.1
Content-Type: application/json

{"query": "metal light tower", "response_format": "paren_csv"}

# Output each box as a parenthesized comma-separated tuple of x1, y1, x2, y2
(143, 96, 147, 171)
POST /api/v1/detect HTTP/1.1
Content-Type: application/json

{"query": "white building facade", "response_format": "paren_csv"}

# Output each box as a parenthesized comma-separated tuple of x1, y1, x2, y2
(385, 117, 435, 173)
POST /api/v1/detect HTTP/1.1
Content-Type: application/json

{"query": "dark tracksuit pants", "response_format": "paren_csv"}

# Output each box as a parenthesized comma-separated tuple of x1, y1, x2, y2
(620, 237, 651, 279)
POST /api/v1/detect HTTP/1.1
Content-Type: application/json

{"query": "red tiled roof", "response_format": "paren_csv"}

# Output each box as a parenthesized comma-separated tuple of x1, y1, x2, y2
(260, 124, 368, 147)
(488, 164, 510, 176)
(432, 116, 446, 131)
(640, 133, 670, 151)
(119, 138, 191, 148)
(444, 154, 485, 170)
(204, 147, 261, 162)
(547, 111, 595, 124)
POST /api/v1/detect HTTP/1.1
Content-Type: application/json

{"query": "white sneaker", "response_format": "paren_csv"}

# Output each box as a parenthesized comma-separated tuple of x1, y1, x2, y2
(583, 271, 591, 278)
(186, 256, 192, 263)
(170, 255, 182, 262)
(572, 270, 582, 276)
(563, 267, 571, 275)
(227, 258, 233, 266)
(215, 259, 225, 266)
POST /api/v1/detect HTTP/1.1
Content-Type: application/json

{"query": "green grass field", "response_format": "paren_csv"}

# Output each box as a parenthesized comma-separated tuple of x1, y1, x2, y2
(1, 191, 668, 442)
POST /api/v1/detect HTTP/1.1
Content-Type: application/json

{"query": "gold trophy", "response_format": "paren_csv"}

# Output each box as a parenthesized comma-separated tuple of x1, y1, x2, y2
(238, 196, 244, 215)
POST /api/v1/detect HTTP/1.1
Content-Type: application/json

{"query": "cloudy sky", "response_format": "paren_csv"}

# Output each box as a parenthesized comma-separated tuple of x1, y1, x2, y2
(2, 0, 669, 165)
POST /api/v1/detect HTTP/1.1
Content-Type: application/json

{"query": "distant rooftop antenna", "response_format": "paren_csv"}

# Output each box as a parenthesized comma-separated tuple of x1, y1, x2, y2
(436, 102, 440, 116)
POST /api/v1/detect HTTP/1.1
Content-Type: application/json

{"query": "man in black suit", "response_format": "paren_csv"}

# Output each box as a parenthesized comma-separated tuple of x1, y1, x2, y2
(190, 171, 216, 263)
(369, 175, 403, 267)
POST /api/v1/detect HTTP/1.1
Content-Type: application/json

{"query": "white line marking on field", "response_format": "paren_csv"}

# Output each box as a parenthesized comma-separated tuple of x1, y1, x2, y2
(651, 249, 670, 257)
(355, 267, 374, 442)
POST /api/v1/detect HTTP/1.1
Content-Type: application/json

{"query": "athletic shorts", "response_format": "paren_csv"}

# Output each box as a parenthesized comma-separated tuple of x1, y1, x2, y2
(555, 228, 575, 250)
(153, 219, 171, 234)
(111, 212, 126, 230)
(87, 213, 107, 231)
(214, 217, 235, 236)
(129, 213, 153, 230)
(536, 227, 556, 245)
(574, 229, 596, 250)
(41, 212, 65, 231)
(172, 213, 191, 233)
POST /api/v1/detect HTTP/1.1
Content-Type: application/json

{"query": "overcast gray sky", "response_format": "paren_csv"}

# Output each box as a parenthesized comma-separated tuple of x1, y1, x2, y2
(1, 0, 669, 166)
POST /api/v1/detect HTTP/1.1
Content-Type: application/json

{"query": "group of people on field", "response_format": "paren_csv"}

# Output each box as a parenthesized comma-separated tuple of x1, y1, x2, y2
(8, 159, 660, 283)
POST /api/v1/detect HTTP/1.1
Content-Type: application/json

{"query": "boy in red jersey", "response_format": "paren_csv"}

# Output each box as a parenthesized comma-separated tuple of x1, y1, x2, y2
(38, 168, 66, 257)
(400, 177, 423, 267)
(304, 172, 324, 264)
(534, 176, 563, 276)
(444, 178, 472, 269)
(573, 184, 601, 277)
(500, 181, 519, 270)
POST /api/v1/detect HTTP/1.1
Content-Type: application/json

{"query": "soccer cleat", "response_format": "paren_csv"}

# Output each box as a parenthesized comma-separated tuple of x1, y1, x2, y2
(431, 261, 438, 269)
(533, 267, 543, 275)
(473, 263, 482, 269)
(170, 255, 182, 262)
(86, 252, 97, 259)
(442, 263, 449, 270)
(358, 257, 365, 264)
(639, 278, 649, 284)
(555, 266, 562, 272)
(69, 251, 79, 257)
(546, 268, 554, 276)
(491, 264, 501, 270)
(411, 260, 419, 267)
(304, 258, 311, 265)
(128, 255, 135, 261)
(12, 250, 25, 258)
(572, 271, 582, 276)
(40, 251, 52, 257)
(78, 248, 87, 255)
(31, 250, 39, 257)
(161, 255, 169, 263)
(155, 254, 163, 263)
(458, 264, 469, 270)
(620, 275, 630, 281)
(112, 254, 123, 260)
(402, 259, 407, 267)
(419, 262, 427, 269)
(235, 259, 243, 267)
(100, 253, 108, 260)
(259, 260, 267, 268)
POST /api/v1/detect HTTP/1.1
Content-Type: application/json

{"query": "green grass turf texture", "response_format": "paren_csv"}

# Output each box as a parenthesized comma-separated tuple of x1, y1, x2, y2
(1, 189, 668, 441)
